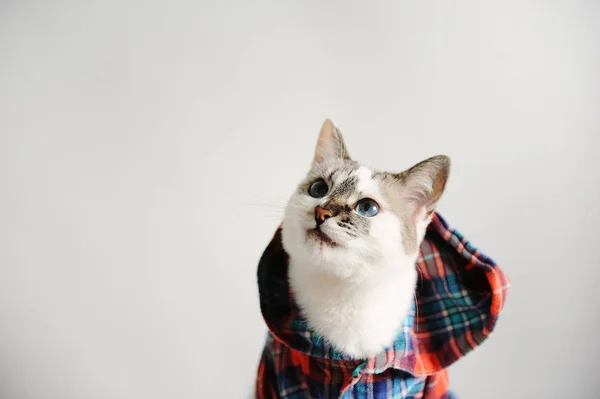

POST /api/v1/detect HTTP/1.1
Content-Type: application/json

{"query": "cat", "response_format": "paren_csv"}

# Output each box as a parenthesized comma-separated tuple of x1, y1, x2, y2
(281, 119, 450, 359)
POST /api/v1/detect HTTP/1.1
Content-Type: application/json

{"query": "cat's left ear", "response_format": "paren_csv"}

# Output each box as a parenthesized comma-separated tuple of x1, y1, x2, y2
(395, 155, 451, 219)
(312, 119, 351, 167)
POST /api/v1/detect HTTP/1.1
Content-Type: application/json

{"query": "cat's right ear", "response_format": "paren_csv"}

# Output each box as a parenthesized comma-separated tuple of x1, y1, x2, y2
(394, 155, 451, 219)
(312, 119, 351, 168)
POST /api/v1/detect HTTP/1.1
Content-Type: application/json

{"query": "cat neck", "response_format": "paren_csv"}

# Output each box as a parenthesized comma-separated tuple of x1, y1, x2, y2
(288, 253, 418, 359)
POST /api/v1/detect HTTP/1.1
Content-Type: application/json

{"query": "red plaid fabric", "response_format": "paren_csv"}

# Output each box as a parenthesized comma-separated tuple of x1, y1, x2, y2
(256, 213, 510, 398)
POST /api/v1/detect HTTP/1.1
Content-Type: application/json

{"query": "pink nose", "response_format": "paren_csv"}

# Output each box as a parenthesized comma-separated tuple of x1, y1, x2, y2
(315, 206, 333, 225)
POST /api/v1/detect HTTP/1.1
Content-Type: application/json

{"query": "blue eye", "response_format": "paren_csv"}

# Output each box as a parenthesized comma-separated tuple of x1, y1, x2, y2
(308, 179, 329, 198)
(355, 198, 379, 217)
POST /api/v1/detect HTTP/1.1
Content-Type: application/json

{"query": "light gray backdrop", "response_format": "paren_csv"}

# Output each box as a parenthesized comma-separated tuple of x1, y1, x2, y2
(1, 1, 598, 398)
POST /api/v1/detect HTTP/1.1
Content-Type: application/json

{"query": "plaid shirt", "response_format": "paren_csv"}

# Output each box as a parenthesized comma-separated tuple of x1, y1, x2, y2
(255, 213, 510, 398)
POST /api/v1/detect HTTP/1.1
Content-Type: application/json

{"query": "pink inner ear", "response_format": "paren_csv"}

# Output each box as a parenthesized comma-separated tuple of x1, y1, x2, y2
(399, 155, 450, 215)
(411, 204, 435, 223)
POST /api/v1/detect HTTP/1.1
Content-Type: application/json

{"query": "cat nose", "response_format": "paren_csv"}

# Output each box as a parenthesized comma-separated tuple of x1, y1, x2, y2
(315, 206, 335, 226)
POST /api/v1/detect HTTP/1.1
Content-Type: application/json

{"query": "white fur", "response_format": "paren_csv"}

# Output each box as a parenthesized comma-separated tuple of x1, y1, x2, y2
(355, 166, 374, 193)
(282, 166, 422, 359)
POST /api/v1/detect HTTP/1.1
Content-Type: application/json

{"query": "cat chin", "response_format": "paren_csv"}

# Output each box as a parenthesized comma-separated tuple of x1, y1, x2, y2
(282, 225, 374, 280)
(304, 249, 375, 281)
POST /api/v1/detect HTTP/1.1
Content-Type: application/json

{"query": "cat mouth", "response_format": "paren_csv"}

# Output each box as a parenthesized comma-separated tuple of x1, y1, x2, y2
(306, 228, 338, 247)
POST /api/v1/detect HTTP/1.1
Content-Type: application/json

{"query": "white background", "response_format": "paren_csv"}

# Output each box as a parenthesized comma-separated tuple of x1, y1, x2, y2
(1, 1, 599, 398)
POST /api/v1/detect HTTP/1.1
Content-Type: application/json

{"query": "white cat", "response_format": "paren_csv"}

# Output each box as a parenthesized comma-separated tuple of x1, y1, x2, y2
(282, 119, 450, 359)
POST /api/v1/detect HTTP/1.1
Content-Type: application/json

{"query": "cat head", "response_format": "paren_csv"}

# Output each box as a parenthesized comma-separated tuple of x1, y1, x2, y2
(281, 119, 450, 280)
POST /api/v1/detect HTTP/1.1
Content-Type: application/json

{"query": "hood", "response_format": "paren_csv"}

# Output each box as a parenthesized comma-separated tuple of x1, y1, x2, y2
(257, 212, 510, 377)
